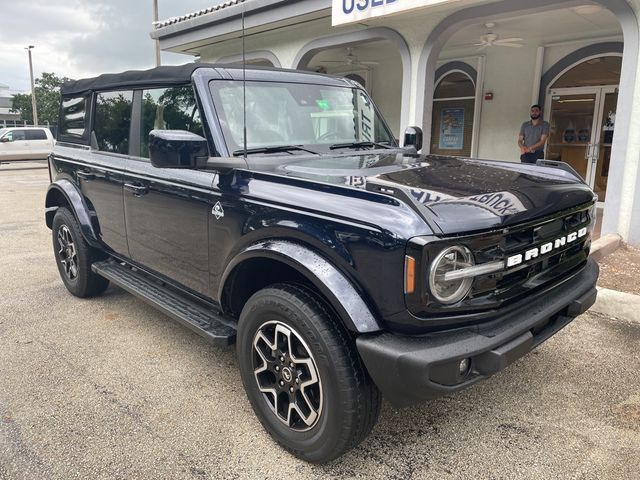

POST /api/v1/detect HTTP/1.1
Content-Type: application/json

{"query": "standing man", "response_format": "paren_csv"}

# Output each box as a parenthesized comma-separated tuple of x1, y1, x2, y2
(518, 104, 549, 164)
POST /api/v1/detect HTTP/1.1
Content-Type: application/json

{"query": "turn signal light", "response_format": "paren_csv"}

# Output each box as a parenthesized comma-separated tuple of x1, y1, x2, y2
(404, 255, 415, 294)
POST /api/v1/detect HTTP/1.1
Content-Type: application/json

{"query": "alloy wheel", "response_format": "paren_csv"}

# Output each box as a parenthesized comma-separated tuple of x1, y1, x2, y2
(252, 320, 323, 431)
(57, 225, 78, 281)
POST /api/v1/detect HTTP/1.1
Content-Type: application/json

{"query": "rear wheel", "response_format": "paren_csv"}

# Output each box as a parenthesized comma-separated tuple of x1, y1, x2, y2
(52, 207, 109, 298)
(237, 283, 381, 463)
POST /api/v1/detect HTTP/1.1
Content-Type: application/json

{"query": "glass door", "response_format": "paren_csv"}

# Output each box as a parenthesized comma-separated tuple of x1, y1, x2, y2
(592, 88, 617, 203)
(546, 86, 618, 204)
(546, 89, 599, 182)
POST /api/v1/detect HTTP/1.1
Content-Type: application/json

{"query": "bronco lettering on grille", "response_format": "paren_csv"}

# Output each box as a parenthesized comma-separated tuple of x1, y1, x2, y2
(506, 227, 588, 268)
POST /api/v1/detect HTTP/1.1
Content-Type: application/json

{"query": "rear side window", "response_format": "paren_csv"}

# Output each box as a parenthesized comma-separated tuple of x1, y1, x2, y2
(139, 86, 203, 158)
(26, 129, 47, 140)
(95, 91, 133, 154)
(60, 96, 88, 138)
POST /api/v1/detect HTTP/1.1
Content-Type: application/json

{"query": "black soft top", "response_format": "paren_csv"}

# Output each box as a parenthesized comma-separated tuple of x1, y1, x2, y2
(60, 63, 350, 97)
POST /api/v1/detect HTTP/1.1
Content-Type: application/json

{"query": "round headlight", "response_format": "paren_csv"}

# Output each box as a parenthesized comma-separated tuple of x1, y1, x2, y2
(429, 246, 474, 304)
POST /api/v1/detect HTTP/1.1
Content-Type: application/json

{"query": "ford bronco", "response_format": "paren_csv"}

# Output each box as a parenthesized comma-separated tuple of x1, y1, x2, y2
(45, 64, 598, 462)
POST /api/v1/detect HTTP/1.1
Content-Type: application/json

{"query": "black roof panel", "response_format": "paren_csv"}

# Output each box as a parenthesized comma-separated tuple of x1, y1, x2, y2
(61, 63, 350, 96)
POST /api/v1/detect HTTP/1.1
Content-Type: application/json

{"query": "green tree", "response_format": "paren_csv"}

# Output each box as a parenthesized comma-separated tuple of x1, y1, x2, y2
(11, 72, 71, 125)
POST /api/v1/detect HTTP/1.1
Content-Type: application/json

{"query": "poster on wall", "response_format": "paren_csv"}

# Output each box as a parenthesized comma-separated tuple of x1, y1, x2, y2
(439, 107, 464, 150)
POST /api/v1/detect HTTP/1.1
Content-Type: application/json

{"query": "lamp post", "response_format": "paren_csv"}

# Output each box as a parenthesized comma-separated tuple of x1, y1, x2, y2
(153, 0, 161, 67)
(25, 45, 38, 126)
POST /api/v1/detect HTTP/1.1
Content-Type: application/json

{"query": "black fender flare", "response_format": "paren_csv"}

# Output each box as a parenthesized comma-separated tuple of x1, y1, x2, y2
(45, 179, 101, 248)
(220, 240, 382, 334)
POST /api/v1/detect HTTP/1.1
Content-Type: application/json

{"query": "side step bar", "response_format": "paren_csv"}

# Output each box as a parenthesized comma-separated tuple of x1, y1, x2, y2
(92, 259, 236, 345)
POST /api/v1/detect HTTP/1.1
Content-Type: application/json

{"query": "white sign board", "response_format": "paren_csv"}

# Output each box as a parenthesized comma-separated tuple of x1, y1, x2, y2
(332, 0, 460, 26)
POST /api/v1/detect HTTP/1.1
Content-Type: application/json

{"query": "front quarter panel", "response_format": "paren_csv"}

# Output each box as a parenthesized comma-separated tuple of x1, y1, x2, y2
(222, 240, 382, 333)
(210, 170, 432, 324)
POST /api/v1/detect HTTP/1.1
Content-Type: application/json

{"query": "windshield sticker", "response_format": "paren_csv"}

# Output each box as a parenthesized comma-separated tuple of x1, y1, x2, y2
(356, 91, 375, 142)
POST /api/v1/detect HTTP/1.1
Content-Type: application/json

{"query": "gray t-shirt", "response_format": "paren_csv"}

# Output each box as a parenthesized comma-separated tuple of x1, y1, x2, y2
(520, 120, 549, 149)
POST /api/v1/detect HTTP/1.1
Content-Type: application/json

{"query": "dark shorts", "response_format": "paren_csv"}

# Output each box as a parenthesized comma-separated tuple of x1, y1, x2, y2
(520, 150, 544, 164)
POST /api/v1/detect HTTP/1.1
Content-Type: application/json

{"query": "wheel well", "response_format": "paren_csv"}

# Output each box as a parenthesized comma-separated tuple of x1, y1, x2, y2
(45, 188, 70, 228)
(222, 258, 316, 320)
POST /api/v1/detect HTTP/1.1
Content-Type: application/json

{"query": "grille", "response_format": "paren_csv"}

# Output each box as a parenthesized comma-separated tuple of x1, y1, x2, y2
(469, 205, 593, 307)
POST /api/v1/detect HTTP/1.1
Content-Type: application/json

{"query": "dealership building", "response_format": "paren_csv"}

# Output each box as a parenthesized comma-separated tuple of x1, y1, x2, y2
(151, 0, 640, 246)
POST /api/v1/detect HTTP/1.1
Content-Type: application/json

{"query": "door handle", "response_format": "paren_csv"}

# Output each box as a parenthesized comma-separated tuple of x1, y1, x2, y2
(77, 171, 95, 181)
(124, 183, 149, 196)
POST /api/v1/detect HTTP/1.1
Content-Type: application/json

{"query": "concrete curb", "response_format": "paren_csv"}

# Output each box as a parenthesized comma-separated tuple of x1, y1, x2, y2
(591, 287, 640, 323)
(589, 233, 622, 262)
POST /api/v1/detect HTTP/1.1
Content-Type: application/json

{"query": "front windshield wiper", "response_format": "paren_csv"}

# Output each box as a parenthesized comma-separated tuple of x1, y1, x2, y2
(329, 141, 392, 150)
(232, 145, 319, 156)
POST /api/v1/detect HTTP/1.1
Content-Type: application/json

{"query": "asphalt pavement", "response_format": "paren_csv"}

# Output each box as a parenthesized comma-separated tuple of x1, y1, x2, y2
(1, 162, 639, 479)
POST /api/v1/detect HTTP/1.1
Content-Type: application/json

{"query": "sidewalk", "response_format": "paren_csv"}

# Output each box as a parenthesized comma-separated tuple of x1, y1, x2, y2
(592, 287, 640, 323)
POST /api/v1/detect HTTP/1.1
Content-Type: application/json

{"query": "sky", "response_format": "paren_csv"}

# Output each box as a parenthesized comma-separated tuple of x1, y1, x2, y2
(0, 0, 214, 92)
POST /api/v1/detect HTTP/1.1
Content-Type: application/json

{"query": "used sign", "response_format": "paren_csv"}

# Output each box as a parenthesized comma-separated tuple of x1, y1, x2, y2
(332, 0, 460, 26)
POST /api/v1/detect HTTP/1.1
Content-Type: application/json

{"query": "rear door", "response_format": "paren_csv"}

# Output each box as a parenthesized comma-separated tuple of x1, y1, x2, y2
(25, 128, 50, 158)
(77, 90, 133, 255)
(123, 85, 214, 296)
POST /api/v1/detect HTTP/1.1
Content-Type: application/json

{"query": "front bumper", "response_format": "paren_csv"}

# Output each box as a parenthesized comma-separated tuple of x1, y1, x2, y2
(356, 258, 599, 407)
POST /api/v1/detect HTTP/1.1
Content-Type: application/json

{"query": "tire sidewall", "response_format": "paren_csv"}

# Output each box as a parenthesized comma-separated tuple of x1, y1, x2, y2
(237, 288, 351, 461)
(52, 208, 89, 296)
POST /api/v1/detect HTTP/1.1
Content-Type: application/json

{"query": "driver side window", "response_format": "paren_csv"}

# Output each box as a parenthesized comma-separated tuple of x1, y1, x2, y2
(4, 130, 26, 142)
(139, 86, 203, 159)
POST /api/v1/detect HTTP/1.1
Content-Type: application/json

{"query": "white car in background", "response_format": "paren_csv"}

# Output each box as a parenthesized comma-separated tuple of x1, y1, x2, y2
(0, 127, 54, 161)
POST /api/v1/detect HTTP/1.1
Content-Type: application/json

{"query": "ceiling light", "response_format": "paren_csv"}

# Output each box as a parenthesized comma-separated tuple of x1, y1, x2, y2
(573, 5, 602, 15)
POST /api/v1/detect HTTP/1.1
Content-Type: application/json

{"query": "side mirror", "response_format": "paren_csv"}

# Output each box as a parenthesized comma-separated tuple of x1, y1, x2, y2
(0, 136, 10, 143)
(403, 126, 423, 152)
(149, 130, 208, 168)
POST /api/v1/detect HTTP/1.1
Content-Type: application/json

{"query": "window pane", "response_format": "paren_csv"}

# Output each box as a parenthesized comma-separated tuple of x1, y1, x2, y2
(552, 56, 621, 88)
(140, 86, 203, 159)
(60, 96, 88, 137)
(95, 91, 133, 154)
(434, 72, 475, 98)
(9, 130, 27, 141)
(26, 129, 47, 140)
(210, 80, 394, 153)
(430, 99, 475, 157)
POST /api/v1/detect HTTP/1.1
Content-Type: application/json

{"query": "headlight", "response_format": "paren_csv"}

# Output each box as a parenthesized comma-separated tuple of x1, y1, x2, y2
(429, 246, 474, 304)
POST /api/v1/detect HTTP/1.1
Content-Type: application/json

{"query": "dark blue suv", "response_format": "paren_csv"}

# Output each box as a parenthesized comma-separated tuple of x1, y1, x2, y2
(45, 64, 598, 462)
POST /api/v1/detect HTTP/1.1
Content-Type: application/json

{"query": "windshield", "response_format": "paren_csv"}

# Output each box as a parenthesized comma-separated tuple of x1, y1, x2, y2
(0, 128, 7, 138)
(209, 80, 395, 154)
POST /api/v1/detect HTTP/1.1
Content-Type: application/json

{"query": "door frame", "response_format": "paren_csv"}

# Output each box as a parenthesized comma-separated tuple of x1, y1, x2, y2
(545, 84, 618, 206)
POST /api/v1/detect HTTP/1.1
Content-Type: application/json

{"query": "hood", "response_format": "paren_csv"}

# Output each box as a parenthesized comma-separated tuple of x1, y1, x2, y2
(271, 152, 596, 235)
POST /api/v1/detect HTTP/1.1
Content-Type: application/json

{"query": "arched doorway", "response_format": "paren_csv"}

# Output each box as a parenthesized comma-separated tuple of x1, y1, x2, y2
(294, 28, 411, 138)
(431, 70, 476, 156)
(545, 55, 622, 203)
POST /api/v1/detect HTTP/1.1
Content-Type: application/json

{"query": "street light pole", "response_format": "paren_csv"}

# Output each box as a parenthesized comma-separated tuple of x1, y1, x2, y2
(153, 0, 161, 67)
(25, 45, 38, 126)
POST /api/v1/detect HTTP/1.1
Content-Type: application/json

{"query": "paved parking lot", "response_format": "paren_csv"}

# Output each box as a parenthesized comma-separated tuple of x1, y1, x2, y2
(1, 163, 639, 479)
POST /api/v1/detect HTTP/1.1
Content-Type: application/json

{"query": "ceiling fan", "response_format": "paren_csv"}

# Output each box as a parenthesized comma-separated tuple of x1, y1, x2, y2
(318, 47, 380, 68)
(474, 33, 524, 50)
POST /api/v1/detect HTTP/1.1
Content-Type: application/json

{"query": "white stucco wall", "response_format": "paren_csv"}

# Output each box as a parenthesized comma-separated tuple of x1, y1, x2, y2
(474, 45, 539, 161)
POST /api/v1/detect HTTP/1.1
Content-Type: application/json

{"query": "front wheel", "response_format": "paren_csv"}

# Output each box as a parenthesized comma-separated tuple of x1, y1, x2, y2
(52, 207, 109, 298)
(237, 284, 381, 463)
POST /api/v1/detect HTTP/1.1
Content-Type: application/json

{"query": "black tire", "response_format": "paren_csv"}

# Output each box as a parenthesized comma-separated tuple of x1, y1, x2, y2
(237, 283, 381, 463)
(52, 207, 109, 298)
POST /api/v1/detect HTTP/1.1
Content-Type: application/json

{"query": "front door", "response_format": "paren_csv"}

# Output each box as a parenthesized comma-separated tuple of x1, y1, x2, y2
(123, 160, 215, 297)
(545, 86, 618, 204)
